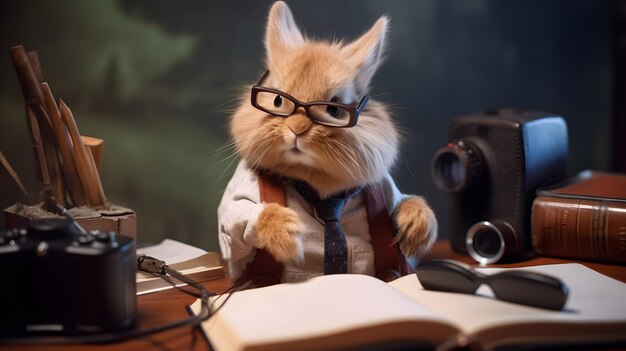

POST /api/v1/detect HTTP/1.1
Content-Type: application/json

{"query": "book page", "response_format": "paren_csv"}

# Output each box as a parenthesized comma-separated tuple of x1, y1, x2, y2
(193, 274, 458, 351)
(193, 263, 626, 350)
(137, 238, 208, 264)
(388, 263, 626, 336)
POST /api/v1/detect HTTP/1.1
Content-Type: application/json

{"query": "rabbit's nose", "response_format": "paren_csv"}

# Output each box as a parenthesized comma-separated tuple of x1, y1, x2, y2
(286, 113, 313, 135)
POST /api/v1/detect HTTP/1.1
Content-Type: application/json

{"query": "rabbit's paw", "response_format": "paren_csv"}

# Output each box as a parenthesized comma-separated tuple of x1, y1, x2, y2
(254, 203, 304, 264)
(393, 196, 438, 257)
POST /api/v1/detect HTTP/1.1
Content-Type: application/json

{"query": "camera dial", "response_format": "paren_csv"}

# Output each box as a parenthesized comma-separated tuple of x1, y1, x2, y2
(27, 218, 75, 239)
(432, 140, 484, 193)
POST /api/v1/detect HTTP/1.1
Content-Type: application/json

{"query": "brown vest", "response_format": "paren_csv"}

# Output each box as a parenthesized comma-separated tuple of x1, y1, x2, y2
(239, 174, 413, 287)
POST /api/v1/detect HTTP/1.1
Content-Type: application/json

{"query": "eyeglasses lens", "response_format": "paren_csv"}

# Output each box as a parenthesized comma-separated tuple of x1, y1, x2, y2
(308, 104, 352, 127)
(256, 91, 294, 116)
(416, 263, 480, 294)
(488, 272, 568, 310)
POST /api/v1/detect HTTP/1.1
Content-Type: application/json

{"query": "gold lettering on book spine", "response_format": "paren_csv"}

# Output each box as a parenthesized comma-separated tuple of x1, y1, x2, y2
(560, 209, 568, 248)
(591, 205, 608, 260)
(543, 208, 555, 249)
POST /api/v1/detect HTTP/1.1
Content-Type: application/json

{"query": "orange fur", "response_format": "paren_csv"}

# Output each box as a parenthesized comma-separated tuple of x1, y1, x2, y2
(254, 203, 304, 263)
(230, 1, 437, 261)
(230, 2, 398, 198)
(393, 196, 438, 256)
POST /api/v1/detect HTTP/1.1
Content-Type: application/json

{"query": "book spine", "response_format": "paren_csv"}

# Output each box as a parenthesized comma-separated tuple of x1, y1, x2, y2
(531, 196, 626, 264)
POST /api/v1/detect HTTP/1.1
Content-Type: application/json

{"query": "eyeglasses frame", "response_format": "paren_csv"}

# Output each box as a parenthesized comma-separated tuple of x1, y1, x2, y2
(250, 70, 369, 128)
(416, 259, 569, 311)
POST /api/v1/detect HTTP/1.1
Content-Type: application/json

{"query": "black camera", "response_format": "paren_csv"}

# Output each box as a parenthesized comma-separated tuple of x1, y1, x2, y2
(432, 108, 568, 264)
(0, 218, 137, 336)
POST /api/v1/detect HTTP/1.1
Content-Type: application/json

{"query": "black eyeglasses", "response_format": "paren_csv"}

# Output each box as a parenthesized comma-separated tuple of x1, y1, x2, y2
(416, 259, 569, 310)
(250, 70, 369, 128)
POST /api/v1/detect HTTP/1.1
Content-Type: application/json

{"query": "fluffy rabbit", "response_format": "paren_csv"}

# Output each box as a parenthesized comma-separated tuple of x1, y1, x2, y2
(219, 1, 437, 284)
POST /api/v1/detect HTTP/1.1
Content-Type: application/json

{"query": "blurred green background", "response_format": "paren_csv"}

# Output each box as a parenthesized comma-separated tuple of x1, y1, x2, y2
(0, 0, 616, 252)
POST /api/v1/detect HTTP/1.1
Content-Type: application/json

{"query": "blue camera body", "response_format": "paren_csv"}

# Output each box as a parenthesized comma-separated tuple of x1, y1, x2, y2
(432, 109, 569, 263)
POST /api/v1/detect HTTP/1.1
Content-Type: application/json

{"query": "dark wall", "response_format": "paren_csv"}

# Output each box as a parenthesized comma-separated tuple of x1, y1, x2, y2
(0, 0, 615, 251)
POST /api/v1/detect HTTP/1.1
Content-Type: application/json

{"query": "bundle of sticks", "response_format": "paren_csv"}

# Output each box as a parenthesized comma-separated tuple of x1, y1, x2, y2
(9, 45, 107, 209)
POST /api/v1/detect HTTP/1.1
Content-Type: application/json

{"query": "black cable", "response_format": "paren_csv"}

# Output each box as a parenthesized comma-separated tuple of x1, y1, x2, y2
(137, 255, 213, 324)
(0, 254, 221, 345)
(209, 277, 247, 316)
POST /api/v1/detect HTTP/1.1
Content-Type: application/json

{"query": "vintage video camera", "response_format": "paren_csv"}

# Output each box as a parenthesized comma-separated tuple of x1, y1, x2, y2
(431, 108, 568, 264)
(0, 218, 136, 336)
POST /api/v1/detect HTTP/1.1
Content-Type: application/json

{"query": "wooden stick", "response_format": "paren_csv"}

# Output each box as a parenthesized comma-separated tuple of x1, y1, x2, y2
(42, 82, 87, 206)
(27, 106, 53, 201)
(45, 143, 65, 206)
(27, 51, 44, 84)
(9, 46, 44, 105)
(24, 50, 55, 141)
(81, 136, 104, 171)
(28, 103, 65, 206)
(84, 146, 105, 204)
(23, 50, 66, 206)
(11, 46, 47, 200)
(0, 149, 30, 199)
(59, 99, 106, 208)
(10, 46, 66, 206)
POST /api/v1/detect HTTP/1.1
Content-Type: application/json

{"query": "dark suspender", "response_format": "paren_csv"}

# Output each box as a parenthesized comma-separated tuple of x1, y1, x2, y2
(365, 184, 414, 281)
(239, 173, 413, 287)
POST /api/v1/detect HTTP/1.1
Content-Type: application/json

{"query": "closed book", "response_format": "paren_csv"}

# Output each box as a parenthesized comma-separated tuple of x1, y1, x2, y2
(190, 264, 626, 351)
(532, 170, 626, 264)
(136, 239, 224, 295)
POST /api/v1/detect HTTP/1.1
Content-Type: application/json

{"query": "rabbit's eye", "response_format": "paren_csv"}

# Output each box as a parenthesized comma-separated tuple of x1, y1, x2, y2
(274, 95, 283, 108)
(326, 106, 339, 118)
(326, 97, 340, 118)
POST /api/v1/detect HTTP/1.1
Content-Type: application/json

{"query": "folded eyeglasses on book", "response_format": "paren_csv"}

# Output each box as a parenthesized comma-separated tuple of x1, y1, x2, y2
(416, 259, 569, 310)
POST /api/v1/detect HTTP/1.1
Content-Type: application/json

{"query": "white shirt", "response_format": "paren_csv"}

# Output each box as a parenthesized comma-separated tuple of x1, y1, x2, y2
(218, 160, 409, 283)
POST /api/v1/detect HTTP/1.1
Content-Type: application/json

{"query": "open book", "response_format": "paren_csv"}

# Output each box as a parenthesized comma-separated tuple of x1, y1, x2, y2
(190, 263, 626, 351)
(136, 239, 223, 295)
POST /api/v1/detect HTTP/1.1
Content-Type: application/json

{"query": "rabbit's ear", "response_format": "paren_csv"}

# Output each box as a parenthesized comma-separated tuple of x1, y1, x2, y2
(342, 16, 388, 93)
(265, 1, 305, 65)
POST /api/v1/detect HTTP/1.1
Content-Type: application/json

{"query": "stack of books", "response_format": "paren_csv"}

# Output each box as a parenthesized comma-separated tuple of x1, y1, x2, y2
(532, 170, 626, 264)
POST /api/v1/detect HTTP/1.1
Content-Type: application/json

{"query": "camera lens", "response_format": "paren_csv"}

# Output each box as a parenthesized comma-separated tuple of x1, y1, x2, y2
(432, 141, 483, 193)
(473, 229, 501, 258)
(466, 220, 520, 265)
(433, 152, 465, 190)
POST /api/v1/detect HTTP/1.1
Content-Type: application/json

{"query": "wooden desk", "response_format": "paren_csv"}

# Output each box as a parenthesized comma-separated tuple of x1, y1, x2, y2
(2, 241, 625, 351)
